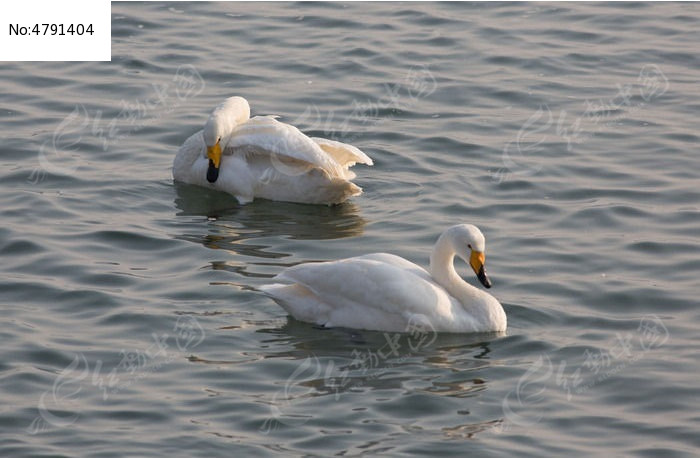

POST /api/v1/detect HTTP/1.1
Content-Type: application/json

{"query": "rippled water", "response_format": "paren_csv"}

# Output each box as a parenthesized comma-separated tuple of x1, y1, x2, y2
(2, 2, 700, 456)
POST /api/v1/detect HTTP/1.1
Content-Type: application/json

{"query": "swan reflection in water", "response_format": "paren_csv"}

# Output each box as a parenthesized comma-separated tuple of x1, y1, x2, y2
(254, 321, 504, 437)
(173, 181, 367, 278)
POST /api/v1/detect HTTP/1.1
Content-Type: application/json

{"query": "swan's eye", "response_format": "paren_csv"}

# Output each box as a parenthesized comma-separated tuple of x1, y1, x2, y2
(468, 244, 472, 249)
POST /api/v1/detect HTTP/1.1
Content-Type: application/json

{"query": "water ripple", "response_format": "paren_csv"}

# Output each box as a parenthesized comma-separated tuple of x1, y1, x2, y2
(1, 2, 698, 457)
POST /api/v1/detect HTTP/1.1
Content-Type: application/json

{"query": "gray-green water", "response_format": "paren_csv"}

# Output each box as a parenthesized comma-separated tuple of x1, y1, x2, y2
(2, 2, 700, 456)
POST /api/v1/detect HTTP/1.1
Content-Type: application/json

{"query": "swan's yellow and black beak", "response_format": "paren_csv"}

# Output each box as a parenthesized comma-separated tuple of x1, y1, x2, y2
(206, 140, 222, 183)
(469, 250, 492, 288)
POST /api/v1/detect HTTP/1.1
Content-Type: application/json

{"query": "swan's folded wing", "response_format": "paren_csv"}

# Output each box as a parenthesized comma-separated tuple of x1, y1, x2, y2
(355, 253, 431, 281)
(274, 258, 453, 322)
(311, 137, 373, 168)
(224, 116, 343, 176)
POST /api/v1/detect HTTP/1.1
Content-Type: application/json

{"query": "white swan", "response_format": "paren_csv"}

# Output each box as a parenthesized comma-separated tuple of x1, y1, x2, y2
(173, 96, 373, 205)
(261, 224, 507, 333)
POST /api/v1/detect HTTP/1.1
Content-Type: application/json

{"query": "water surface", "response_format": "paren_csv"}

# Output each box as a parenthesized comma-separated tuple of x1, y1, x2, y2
(1, 2, 699, 456)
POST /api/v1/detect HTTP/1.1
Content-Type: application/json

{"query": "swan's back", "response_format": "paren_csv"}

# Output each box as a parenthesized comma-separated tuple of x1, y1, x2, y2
(228, 116, 343, 177)
(261, 255, 482, 332)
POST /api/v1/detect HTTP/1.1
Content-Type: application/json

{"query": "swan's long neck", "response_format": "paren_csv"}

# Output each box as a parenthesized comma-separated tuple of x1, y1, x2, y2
(427, 225, 507, 332)
(429, 233, 483, 306)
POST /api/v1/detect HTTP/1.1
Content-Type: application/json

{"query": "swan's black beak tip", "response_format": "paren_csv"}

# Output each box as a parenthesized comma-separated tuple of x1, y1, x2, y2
(206, 159, 219, 183)
(477, 266, 492, 289)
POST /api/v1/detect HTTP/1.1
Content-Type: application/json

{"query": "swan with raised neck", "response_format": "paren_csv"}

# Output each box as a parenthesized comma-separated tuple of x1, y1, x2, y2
(429, 224, 506, 331)
(261, 223, 507, 333)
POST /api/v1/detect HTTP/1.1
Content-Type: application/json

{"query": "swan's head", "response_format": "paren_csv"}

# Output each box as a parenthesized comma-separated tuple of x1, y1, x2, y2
(202, 96, 251, 183)
(448, 224, 492, 289)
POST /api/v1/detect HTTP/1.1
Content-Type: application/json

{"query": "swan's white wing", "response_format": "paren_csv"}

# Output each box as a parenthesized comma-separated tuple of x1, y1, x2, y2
(354, 253, 432, 282)
(268, 257, 456, 331)
(311, 137, 373, 168)
(224, 116, 343, 176)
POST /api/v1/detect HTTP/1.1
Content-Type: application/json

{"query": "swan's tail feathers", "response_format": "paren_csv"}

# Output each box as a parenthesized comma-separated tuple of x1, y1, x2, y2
(260, 283, 330, 325)
(325, 179, 362, 205)
(305, 167, 362, 204)
(311, 137, 373, 169)
(346, 181, 362, 197)
(259, 283, 287, 299)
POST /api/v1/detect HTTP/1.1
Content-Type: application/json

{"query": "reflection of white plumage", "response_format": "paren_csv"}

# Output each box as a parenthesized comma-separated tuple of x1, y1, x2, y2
(261, 224, 507, 333)
(173, 96, 373, 205)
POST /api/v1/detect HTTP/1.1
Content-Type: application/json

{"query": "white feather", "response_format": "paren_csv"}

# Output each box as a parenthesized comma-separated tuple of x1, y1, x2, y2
(261, 224, 507, 333)
(173, 96, 372, 205)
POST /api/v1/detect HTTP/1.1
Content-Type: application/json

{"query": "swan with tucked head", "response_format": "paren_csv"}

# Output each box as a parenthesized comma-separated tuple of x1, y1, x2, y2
(261, 224, 507, 333)
(202, 96, 251, 183)
(173, 96, 373, 205)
